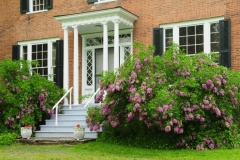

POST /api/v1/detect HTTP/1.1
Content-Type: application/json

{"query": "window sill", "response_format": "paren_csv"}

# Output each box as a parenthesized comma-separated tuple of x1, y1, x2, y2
(94, 0, 117, 4)
(26, 10, 48, 14)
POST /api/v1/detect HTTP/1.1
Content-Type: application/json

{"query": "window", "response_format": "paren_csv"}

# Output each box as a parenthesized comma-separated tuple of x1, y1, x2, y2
(162, 17, 223, 55)
(18, 38, 58, 81)
(20, 0, 52, 14)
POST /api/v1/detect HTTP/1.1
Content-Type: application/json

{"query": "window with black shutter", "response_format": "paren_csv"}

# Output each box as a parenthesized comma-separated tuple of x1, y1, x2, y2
(55, 40, 63, 88)
(12, 45, 20, 60)
(219, 19, 231, 68)
(20, 0, 29, 13)
(153, 28, 164, 56)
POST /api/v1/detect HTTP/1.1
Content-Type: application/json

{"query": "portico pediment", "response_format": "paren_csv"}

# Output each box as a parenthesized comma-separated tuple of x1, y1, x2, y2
(55, 7, 138, 34)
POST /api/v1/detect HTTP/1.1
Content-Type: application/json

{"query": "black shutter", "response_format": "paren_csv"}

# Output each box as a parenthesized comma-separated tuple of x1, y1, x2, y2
(219, 19, 231, 68)
(55, 40, 63, 88)
(87, 0, 98, 3)
(153, 28, 164, 56)
(12, 45, 20, 60)
(20, 0, 29, 13)
(44, 0, 52, 9)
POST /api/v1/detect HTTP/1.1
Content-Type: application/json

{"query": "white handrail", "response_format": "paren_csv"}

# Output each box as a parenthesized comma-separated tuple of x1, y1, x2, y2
(84, 88, 100, 108)
(52, 87, 73, 126)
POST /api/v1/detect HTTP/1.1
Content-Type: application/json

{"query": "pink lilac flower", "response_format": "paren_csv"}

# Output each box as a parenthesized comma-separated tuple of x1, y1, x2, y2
(202, 84, 207, 89)
(222, 79, 227, 84)
(225, 122, 230, 128)
(165, 126, 171, 132)
(232, 98, 238, 105)
(200, 117, 205, 123)
(219, 90, 225, 96)
(196, 114, 201, 120)
(228, 91, 235, 98)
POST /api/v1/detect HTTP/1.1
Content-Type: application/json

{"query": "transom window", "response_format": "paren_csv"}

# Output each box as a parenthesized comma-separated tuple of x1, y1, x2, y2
(162, 17, 223, 55)
(95, 0, 117, 4)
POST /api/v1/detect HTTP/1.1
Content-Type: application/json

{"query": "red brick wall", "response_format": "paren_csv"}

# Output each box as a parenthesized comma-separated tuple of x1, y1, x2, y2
(1, 0, 240, 96)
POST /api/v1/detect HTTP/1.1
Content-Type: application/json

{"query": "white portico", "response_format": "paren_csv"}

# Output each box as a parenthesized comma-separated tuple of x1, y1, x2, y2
(55, 7, 138, 105)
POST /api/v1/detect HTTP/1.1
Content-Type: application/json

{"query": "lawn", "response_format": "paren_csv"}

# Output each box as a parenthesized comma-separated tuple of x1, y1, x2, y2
(0, 141, 240, 160)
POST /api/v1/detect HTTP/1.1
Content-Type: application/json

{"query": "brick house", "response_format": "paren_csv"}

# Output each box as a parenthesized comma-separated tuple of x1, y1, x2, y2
(0, 0, 239, 137)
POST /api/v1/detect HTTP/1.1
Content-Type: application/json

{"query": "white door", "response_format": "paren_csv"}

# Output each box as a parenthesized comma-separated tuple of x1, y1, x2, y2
(95, 47, 114, 102)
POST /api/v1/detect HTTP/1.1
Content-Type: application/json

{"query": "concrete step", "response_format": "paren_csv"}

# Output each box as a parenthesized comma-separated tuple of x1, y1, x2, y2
(34, 131, 98, 139)
(51, 114, 86, 120)
(39, 125, 98, 132)
(45, 119, 86, 126)
(61, 109, 87, 115)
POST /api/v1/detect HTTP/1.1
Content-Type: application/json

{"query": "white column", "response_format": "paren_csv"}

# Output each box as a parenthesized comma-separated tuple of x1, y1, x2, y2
(204, 22, 211, 54)
(113, 20, 119, 69)
(73, 25, 79, 105)
(63, 26, 69, 105)
(102, 21, 108, 71)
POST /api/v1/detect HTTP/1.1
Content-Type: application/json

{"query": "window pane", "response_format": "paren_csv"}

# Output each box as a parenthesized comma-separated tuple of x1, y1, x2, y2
(188, 36, 195, 45)
(188, 45, 195, 54)
(211, 43, 219, 52)
(166, 29, 173, 37)
(196, 25, 203, 34)
(188, 26, 195, 35)
(179, 27, 186, 36)
(196, 45, 204, 53)
(43, 44, 47, 51)
(37, 52, 42, 59)
(37, 44, 42, 51)
(211, 33, 219, 42)
(43, 51, 47, 59)
(211, 23, 219, 32)
(196, 35, 203, 44)
(43, 60, 47, 67)
(166, 38, 173, 47)
(32, 53, 36, 60)
(179, 37, 186, 45)
(32, 45, 36, 52)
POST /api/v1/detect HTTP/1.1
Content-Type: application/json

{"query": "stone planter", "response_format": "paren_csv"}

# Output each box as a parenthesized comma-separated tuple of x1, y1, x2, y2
(73, 128, 85, 140)
(21, 127, 32, 139)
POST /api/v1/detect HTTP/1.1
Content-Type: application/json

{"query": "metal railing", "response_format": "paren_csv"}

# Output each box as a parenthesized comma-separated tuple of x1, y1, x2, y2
(84, 88, 100, 108)
(52, 87, 73, 126)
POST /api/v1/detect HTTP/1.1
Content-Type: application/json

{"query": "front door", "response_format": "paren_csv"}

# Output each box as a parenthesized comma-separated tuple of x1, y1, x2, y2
(95, 48, 114, 101)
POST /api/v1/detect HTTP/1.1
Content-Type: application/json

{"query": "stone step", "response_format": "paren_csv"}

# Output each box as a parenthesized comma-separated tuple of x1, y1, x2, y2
(45, 119, 86, 126)
(51, 114, 86, 120)
(39, 125, 99, 132)
(16, 137, 96, 145)
(61, 109, 87, 115)
(34, 131, 98, 139)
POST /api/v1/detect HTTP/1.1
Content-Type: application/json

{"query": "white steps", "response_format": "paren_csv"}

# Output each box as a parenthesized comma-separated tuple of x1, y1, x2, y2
(35, 103, 100, 139)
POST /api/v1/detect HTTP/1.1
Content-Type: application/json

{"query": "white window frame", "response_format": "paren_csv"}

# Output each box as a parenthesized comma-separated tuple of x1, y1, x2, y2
(94, 0, 117, 4)
(161, 17, 224, 54)
(18, 37, 59, 81)
(27, 0, 48, 14)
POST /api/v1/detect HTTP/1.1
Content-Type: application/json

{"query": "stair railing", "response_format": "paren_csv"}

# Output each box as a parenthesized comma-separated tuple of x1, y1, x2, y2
(52, 87, 73, 126)
(84, 88, 100, 108)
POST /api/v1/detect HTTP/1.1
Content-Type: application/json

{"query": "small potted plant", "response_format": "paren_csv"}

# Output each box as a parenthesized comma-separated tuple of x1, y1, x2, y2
(73, 124, 85, 140)
(21, 125, 32, 139)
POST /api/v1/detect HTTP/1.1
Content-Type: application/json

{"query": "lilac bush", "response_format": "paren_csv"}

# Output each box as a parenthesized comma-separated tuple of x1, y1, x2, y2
(86, 42, 240, 149)
(0, 59, 64, 134)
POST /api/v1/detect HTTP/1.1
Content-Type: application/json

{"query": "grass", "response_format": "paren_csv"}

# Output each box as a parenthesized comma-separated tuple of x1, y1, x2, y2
(0, 141, 240, 160)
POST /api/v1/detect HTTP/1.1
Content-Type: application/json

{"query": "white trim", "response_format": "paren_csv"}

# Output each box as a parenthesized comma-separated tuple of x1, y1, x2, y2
(160, 17, 224, 53)
(160, 17, 223, 28)
(18, 37, 59, 45)
(94, 0, 117, 4)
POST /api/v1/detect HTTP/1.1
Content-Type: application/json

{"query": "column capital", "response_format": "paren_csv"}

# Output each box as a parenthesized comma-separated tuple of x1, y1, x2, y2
(72, 25, 79, 29)
(101, 21, 108, 25)
(112, 19, 121, 24)
(62, 26, 69, 30)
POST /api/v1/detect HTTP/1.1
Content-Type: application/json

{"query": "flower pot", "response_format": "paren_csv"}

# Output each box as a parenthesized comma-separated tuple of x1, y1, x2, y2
(73, 128, 85, 140)
(21, 127, 32, 139)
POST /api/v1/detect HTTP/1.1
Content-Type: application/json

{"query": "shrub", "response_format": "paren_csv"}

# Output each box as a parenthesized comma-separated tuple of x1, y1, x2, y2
(87, 42, 240, 150)
(0, 58, 64, 134)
